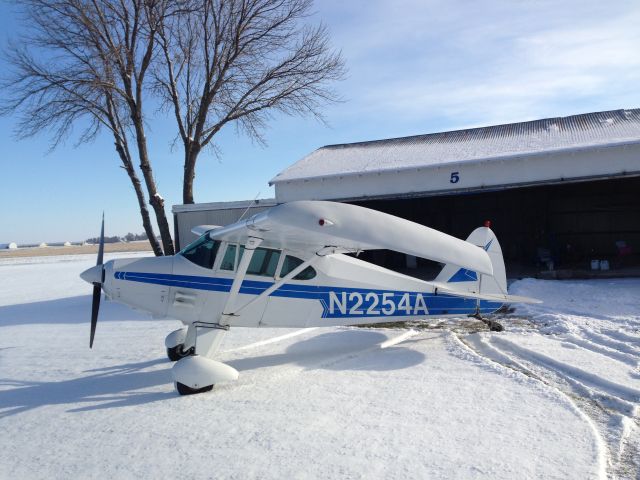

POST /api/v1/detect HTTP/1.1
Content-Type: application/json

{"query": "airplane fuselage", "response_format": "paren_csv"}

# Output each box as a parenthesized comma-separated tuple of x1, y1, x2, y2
(100, 240, 502, 328)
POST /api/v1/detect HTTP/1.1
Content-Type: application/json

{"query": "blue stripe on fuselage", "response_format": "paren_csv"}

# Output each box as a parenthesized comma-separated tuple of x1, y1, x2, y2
(113, 271, 503, 318)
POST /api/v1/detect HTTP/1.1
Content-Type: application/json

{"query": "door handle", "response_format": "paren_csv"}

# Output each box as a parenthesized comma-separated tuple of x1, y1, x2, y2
(173, 291, 196, 307)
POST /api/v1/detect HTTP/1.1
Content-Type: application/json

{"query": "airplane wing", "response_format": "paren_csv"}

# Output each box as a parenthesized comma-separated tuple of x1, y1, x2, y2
(206, 201, 493, 275)
(191, 225, 222, 236)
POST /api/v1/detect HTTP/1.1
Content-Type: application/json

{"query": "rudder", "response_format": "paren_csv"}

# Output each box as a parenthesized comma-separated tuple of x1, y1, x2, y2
(434, 223, 507, 296)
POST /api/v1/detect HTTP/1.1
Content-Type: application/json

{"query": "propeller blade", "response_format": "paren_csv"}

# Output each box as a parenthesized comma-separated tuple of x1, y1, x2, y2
(97, 212, 105, 267)
(89, 213, 105, 348)
(90, 283, 101, 348)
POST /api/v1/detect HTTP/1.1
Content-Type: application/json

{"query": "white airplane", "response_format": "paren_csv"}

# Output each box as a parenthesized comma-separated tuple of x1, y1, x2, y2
(80, 201, 539, 395)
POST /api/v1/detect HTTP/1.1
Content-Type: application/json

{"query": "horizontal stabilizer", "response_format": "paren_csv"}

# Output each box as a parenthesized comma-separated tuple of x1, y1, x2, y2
(433, 283, 542, 304)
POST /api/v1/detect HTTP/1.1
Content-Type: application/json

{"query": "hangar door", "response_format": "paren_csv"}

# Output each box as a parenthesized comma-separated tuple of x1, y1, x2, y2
(354, 176, 640, 272)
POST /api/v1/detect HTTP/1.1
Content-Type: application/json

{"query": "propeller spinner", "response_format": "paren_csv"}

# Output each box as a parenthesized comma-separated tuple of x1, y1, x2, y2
(80, 213, 105, 348)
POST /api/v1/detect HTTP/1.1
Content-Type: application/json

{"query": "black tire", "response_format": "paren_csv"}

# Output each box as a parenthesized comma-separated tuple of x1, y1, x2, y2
(175, 382, 214, 396)
(488, 320, 504, 332)
(166, 344, 193, 362)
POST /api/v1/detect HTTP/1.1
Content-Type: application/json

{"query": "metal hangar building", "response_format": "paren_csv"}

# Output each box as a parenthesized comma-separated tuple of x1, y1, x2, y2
(267, 109, 640, 273)
(173, 198, 277, 252)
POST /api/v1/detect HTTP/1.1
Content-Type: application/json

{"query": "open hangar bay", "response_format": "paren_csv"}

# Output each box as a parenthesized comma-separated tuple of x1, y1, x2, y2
(174, 108, 640, 277)
(348, 176, 640, 277)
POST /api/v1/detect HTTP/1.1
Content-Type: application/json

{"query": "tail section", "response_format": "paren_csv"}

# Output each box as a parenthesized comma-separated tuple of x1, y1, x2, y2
(434, 223, 507, 296)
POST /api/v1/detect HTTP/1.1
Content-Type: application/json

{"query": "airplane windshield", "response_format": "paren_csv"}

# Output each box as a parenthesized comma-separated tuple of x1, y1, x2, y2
(179, 235, 221, 269)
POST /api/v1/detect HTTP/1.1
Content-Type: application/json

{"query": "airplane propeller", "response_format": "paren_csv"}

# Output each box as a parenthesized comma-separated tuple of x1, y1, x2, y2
(80, 213, 105, 348)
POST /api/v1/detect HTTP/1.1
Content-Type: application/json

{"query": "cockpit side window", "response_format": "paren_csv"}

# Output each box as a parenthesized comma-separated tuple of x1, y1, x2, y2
(237, 246, 281, 277)
(248, 247, 281, 277)
(279, 255, 316, 280)
(179, 235, 221, 269)
(220, 244, 237, 271)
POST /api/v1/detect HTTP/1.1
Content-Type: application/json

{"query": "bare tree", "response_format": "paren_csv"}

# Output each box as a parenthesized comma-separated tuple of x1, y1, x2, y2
(1, 0, 175, 255)
(154, 0, 345, 204)
(3, 0, 345, 251)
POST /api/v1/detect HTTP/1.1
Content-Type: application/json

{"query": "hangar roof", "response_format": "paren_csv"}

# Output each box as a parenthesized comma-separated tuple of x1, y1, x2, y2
(270, 109, 640, 185)
(172, 198, 277, 213)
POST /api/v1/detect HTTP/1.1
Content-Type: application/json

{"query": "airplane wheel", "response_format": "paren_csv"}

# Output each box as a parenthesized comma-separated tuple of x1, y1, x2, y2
(488, 320, 504, 332)
(167, 344, 194, 362)
(175, 382, 213, 396)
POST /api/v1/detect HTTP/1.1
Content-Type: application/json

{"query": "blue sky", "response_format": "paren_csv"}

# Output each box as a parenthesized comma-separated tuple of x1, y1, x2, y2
(1, 0, 639, 244)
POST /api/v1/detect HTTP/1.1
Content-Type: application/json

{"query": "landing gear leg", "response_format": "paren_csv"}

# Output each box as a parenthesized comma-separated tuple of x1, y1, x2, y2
(167, 344, 195, 362)
(172, 240, 257, 395)
(165, 325, 196, 361)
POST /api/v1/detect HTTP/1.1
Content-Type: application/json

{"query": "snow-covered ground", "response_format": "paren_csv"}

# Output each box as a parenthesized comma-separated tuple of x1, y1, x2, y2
(0, 254, 638, 479)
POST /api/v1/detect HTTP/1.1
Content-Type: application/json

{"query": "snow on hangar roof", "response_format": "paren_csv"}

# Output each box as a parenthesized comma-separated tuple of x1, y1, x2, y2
(271, 109, 640, 185)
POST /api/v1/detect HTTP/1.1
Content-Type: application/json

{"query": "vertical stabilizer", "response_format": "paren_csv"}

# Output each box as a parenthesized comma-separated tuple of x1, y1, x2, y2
(434, 224, 507, 296)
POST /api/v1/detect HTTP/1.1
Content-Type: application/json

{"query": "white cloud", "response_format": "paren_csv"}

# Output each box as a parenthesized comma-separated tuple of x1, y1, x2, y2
(519, 9, 640, 70)
(320, 0, 640, 129)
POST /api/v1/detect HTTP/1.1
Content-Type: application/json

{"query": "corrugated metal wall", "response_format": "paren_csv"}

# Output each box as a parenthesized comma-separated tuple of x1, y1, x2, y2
(174, 205, 275, 250)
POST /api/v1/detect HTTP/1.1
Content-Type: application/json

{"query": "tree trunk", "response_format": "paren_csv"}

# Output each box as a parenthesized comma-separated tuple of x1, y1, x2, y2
(182, 145, 199, 204)
(114, 142, 164, 256)
(131, 116, 175, 256)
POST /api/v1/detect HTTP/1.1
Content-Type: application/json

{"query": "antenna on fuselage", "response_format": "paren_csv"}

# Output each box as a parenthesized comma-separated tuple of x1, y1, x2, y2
(237, 192, 261, 222)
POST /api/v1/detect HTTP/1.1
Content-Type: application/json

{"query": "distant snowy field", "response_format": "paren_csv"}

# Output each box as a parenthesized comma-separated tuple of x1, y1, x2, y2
(0, 254, 638, 479)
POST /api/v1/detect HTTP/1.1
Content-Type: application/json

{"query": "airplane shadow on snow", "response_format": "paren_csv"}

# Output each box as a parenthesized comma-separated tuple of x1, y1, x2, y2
(0, 295, 152, 326)
(0, 358, 174, 418)
(0, 332, 425, 418)
(226, 330, 426, 373)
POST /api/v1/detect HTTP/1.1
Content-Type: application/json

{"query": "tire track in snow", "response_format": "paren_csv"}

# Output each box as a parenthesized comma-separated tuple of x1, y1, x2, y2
(579, 329, 640, 358)
(491, 337, 640, 404)
(615, 412, 640, 479)
(487, 334, 640, 477)
(560, 334, 639, 368)
(449, 331, 608, 480)
(600, 329, 640, 348)
(468, 333, 640, 479)
(482, 336, 637, 416)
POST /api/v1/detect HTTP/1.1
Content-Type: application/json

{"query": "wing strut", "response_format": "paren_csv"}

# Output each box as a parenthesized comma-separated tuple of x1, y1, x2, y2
(220, 236, 263, 323)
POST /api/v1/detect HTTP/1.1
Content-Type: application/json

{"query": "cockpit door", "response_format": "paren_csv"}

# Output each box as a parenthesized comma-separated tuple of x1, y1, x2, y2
(168, 236, 222, 323)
